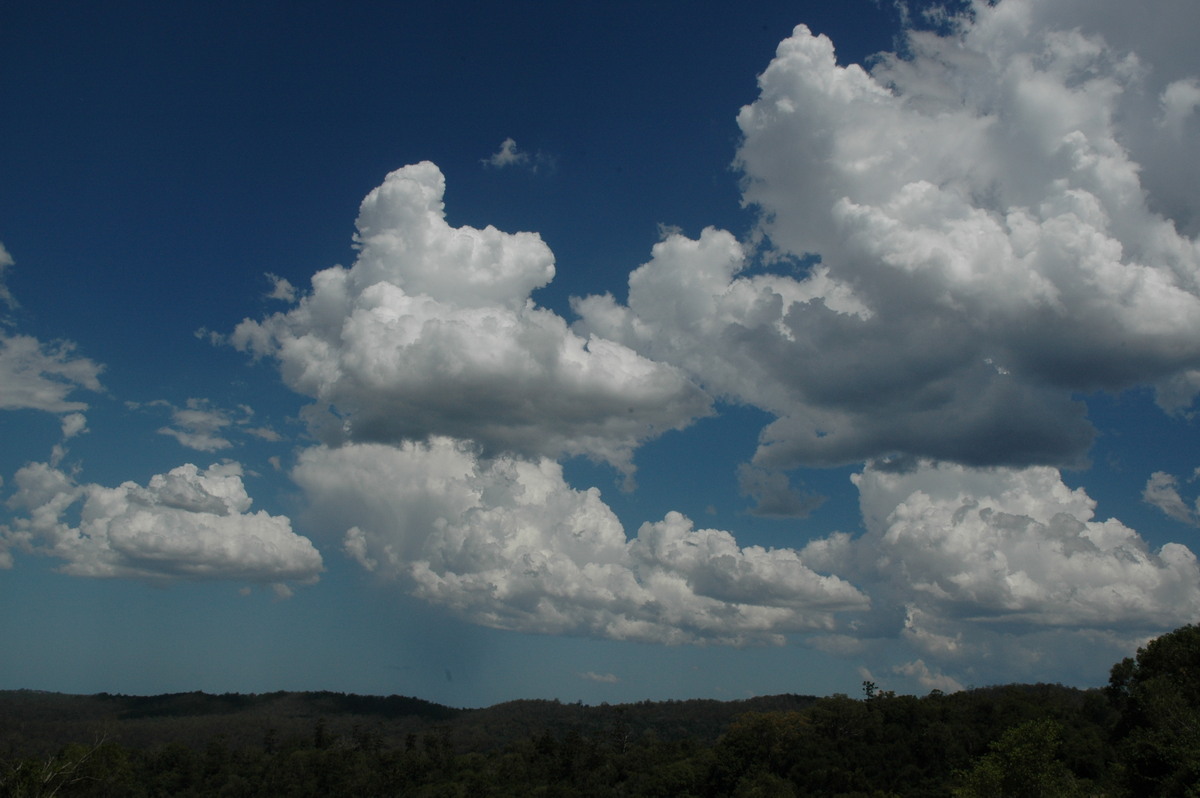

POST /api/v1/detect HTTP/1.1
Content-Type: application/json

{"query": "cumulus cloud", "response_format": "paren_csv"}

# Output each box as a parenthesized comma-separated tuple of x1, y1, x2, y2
(292, 438, 867, 646)
(797, 459, 1200, 685)
(1, 461, 322, 586)
(1010, 0, 1200, 235)
(575, 2, 1200, 471)
(226, 1, 1200, 679)
(858, 461, 1200, 629)
(234, 162, 711, 478)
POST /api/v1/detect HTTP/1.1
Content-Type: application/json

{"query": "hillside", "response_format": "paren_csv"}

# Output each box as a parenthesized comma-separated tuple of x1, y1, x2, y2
(0, 688, 818, 757)
(0, 624, 1197, 796)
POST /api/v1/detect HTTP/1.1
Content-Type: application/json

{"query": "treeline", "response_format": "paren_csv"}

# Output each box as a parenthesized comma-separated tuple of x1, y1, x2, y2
(0, 690, 817, 758)
(1, 624, 1197, 796)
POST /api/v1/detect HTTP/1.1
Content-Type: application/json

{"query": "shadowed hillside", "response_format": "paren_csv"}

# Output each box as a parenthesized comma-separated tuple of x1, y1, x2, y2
(1, 625, 1197, 797)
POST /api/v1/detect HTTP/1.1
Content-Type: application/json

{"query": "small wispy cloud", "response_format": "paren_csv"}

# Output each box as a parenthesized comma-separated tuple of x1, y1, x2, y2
(737, 463, 826, 518)
(483, 137, 528, 168)
(146, 399, 285, 452)
(0, 241, 17, 311)
(60, 412, 88, 440)
(1144, 470, 1199, 526)
(265, 273, 298, 303)
(245, 426, 283, 442)
(156, 398, 235, 452)
(579, 671, 619, 684)
(482, 138, 555, 172)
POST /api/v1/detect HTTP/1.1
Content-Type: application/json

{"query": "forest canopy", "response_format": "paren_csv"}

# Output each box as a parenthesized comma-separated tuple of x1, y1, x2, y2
(1, 624, 1198, 797)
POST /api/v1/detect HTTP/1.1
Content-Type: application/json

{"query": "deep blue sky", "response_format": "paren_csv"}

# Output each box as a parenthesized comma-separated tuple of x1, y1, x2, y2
(3, 0, 1200, 706)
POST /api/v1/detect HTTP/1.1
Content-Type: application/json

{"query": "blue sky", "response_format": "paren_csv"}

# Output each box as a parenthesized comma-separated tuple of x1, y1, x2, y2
(3, 0, 1200, 707)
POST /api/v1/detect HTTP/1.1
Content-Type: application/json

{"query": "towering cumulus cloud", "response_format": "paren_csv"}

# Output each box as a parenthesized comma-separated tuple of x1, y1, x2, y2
(233, 162, 710, 479)
(236, 163, 865, 643)
(576, 0, 1200, 470)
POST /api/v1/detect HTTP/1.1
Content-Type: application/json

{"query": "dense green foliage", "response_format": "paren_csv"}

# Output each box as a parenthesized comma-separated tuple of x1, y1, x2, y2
(1, 625, 1197, 796)
(1106, 623, 1200, 796)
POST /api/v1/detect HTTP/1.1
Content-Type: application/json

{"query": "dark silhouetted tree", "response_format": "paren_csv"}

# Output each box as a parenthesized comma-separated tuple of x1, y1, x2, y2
(1108, 623, 1200, 796)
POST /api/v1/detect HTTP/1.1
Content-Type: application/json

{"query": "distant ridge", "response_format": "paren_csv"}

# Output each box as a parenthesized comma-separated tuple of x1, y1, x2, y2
(0, 689, 820, 755)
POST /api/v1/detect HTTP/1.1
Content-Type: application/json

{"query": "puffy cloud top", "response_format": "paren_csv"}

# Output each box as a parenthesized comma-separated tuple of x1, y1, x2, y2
(850, 462, 1200, 630)
(577, 8, 1200, 470)
(2, 461, 322, 586)
(235, 163, 710, 476)
(794, 459, 1200, 687)
(293, 439, 867, 646)
(352, 161, 554, 309)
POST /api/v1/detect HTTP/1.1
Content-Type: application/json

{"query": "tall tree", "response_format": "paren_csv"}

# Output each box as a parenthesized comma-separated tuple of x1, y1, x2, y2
(1108, 623, 1200, 796)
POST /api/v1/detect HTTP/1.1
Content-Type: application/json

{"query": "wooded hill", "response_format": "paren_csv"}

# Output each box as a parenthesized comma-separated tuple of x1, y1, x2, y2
(1, 623, 1197, 796)
(0, 688, 817, 756)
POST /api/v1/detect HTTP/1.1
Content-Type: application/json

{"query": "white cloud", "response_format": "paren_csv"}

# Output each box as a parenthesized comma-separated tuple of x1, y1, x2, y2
(1, 461, 322, 586)
(575, 3, 1200, 470)
(60, 412, 88, 440)
(796, 459, 1200, 686)
(1005, 0, 1200, 236)
(0, 335, 104, 414)
(234, 162, 711, 478)
(855, 461, 1200, 628)
(291, 438, 868, 646)
(214, 1, 1200, 685)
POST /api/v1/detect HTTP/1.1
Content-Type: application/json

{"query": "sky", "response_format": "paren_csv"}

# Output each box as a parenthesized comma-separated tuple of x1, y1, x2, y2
(2, 0, 1200, 707)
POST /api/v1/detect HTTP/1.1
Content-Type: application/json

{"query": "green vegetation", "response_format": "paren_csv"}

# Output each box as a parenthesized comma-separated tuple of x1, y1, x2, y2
(1, 626, 1198, 796)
